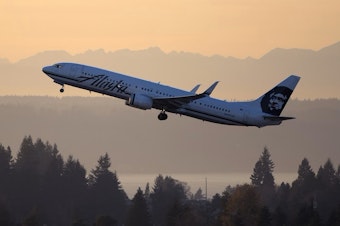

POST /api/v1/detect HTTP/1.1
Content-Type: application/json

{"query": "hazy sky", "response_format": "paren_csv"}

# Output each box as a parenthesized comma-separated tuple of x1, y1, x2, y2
(1, 0, 340, 62)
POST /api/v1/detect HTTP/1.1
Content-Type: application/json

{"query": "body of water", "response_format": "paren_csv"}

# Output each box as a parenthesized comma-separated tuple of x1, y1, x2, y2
(118, 172, 297, 199)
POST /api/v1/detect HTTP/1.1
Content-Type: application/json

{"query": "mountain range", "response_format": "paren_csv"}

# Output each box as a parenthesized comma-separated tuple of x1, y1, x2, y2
(1, 42, 340, 99)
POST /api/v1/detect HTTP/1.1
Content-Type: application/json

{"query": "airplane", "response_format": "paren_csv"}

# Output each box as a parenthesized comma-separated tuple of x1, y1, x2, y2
(42, 62, 300, 127)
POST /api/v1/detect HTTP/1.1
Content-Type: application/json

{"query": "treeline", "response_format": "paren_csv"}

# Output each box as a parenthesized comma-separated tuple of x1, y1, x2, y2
(0, 137, 340, 226)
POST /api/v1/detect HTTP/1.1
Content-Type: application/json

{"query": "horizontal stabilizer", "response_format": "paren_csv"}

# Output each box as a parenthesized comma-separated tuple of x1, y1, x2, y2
(203, 81, 219, 96)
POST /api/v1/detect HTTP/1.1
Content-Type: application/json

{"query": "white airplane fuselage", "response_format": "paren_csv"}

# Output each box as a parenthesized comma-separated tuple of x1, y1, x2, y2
(42, 63, 300, 127)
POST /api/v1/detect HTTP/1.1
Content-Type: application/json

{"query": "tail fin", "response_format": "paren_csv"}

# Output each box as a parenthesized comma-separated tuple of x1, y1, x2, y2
(258, 75, 300, 116)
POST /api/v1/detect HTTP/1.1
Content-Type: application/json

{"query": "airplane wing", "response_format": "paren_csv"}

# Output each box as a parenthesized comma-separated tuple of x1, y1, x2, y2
(153, 93, 206, 110)
(153, 81, 218, 110)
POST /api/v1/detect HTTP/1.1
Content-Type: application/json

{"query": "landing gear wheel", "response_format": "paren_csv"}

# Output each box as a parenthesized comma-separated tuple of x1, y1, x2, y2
(158, 111, 168, 120)
(60, 88, 64, 93)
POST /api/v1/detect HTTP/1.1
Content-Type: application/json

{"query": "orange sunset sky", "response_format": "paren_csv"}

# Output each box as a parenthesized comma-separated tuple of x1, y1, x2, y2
(1, 0, 340, 62)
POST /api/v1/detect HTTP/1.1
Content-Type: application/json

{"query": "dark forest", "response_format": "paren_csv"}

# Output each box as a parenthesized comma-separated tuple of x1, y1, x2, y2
(0, 136, 339, 226)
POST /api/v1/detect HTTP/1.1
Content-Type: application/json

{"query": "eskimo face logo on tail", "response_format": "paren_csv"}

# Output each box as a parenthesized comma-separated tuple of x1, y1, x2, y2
(261, 86, 293, 116)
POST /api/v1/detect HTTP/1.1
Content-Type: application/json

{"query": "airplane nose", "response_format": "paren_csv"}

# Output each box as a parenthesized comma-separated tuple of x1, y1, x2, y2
(42, 66, 53, 75)
(42, 66, 48, 74)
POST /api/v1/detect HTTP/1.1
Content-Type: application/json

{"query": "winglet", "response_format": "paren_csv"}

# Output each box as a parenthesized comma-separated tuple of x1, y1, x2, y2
(190, 84, 201, 93)
(203, 81, 219, 96)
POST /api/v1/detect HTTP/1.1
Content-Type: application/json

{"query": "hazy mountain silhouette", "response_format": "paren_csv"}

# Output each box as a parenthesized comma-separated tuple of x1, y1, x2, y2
(1, 42, 340, 99)
(0, 96, 338, 175)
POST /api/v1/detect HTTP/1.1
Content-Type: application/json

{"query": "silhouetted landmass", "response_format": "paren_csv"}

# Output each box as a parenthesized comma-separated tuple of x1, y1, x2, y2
(0, 96, 339, 174)
(0, 138, 339, 225)
(1, 42, 340, 99)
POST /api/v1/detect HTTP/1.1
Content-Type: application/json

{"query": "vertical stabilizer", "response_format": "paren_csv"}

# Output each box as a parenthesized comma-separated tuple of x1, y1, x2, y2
(258, 75, 300, 116)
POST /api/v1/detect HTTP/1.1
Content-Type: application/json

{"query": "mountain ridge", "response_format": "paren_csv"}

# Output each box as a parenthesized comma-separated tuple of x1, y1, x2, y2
(0, 42, 339, 99)
(8, 41, 339, 64)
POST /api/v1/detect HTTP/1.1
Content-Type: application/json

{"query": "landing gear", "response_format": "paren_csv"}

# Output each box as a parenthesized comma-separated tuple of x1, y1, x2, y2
(60, 85, 64, 93)
(158, 110, 168, 121)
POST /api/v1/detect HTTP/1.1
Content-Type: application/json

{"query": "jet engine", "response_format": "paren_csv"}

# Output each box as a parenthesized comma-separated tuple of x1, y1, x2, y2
(126, 94, 153, 110)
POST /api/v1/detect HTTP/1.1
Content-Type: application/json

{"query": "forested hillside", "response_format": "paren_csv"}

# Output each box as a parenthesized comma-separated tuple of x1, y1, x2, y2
(0, 96, 339, 173)
(0, 137, 339, 225)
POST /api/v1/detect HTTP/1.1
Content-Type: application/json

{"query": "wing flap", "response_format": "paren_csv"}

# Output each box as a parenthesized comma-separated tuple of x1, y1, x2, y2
(263, 116, 295, 121)
(153, 93, 206, 110)
(152, 81, 218, 110)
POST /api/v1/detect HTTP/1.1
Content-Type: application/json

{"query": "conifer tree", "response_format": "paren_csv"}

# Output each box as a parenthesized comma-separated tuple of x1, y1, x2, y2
(150, 175, 189, 225)
(62, 155, 88, 223)
(126, 187, 151, 226)
(88, 153, 128, 224)
(0, 144, 12, 176)
(292, 158, 316, 193)
(0, 144, 12, 203)
(250, 147, 275, 209)
(250, 147, 275, 188)
(221, 184, 261, 226)
(316, 159, 338, 221)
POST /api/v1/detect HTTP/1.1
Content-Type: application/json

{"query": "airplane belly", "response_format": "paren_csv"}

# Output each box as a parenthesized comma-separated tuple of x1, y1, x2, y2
(177, 108, 247, 126)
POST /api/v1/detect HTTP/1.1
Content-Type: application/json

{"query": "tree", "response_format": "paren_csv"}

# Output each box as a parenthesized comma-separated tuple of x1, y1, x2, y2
(88, 153, 128, 224)
(272, 182, 290, 225)
(317, 159, 337, 187)
(0, 144, 13, 215)
(336, 165, 340, 182)
(250, 147, 275, 208)
(126, 187, 151, 226)
(327, 204, 340, 226)
(144, 183, 150, 199)
(250, 147, 275, 188)
(23, 208, 41, 226)
(221, 184, 262, 226)
(96, 215, 117, 226)
(72, 219, 88, 226)
(13, 136, 65, 224)
(166, 199, 205, 226)
(150, 175, 189, 226)
(193, 187, 205, 200)
(15, 135, 35, 173)
(257, 206, 272, 226)
(295, 203, 321, 226)
(62, 155, 88, 224)
(315, 159, 338, 221)
(0, 144, 12, 178)
(294, 158, 316, 187)
(0, 203, 11, 226)
(210, 193, 223, 226)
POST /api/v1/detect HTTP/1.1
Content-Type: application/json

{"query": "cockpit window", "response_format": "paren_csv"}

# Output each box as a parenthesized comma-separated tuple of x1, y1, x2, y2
(54, 64, 62, 68)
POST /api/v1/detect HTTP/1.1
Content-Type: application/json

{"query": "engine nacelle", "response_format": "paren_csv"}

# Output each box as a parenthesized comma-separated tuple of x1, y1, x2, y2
(126, 94, 153, 110)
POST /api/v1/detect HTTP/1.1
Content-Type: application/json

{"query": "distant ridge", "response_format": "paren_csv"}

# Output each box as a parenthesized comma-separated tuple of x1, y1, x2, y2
(0, 42, 339, 99)
(0, 96, 339, 173)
